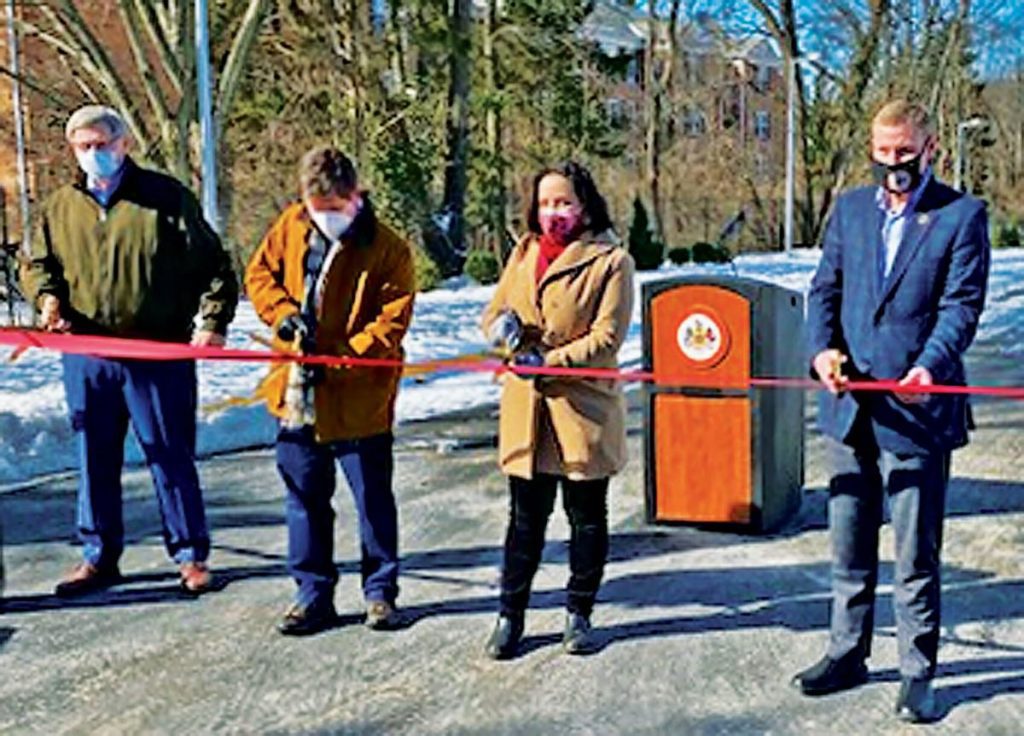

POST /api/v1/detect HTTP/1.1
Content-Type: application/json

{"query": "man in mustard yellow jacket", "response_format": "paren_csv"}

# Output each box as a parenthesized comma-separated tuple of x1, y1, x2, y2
(245, 146, 414, 635)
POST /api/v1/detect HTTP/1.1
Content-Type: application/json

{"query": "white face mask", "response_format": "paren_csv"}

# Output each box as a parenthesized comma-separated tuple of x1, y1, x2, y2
(309, 209, 354, 241)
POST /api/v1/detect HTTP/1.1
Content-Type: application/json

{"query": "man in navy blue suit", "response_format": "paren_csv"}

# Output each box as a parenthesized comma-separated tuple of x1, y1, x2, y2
(795, 100, 990, 723)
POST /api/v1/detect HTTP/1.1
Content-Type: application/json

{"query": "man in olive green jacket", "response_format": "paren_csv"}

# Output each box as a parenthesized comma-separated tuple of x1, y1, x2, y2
(21, 105, 237, 596)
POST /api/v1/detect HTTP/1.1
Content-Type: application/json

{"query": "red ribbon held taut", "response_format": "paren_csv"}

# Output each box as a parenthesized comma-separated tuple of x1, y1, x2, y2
(1, 328, 1022, 399)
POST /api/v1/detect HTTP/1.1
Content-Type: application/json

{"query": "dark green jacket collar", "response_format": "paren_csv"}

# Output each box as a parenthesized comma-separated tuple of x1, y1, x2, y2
(72, 156, 142, 209)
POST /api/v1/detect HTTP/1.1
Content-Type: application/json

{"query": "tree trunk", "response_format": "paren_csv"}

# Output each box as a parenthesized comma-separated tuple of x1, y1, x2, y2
(814, 0, 891, 243)
(484, 0, 506, 256)
(433, 0, 472, 276)
(644, 2, 663, 245)
(386, 0, 407, 94)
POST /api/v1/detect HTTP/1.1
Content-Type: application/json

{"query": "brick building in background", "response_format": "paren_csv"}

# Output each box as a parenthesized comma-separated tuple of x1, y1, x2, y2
(580, 0, 786, 172)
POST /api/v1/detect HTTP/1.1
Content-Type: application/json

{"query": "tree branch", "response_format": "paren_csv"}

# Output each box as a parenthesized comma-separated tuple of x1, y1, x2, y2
(117, 1, 173, 128)
(216, 0, 270, 127)
(132, 0, 184, 96)
(43, 2, 152, 147)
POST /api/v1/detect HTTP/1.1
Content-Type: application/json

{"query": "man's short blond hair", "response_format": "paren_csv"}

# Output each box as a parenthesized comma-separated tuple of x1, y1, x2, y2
(872, 99, 934, 138)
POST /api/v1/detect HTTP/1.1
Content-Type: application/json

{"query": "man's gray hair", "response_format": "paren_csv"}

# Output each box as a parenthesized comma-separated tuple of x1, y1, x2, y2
(65, 104, 127, 141)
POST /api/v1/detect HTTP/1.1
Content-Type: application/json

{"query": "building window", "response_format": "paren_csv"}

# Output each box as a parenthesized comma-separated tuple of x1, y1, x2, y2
(754, 110, 771, 140)
(682, 107, 706, 137)
(754, 152, 771, 178)
(605, 97, 627, 126)
(754, 64, 772, 92)
(626, 57, 641, 87)
(683, 53, 705, 86)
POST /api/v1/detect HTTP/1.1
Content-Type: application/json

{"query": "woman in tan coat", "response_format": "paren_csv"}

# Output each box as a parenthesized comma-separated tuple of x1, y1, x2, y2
(481, 161, 635, 658)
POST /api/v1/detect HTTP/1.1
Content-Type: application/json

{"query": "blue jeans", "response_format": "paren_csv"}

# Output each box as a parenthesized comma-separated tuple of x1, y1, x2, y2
(276, 428, 399, 608)
(61, 355, 210, 568)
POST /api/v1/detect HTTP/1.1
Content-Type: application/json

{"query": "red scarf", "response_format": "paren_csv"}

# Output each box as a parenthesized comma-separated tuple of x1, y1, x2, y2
(535, 233, 569, 283)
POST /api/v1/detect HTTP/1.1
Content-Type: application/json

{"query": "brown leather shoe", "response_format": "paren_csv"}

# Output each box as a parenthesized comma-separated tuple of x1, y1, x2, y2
(278, 600, 339, 637)
(54, 562, 121, 598)
(365, 599, 401, 630)
(179, 562, 213, 594)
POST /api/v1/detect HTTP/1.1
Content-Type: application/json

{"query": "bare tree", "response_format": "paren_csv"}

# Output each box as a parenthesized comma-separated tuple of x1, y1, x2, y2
(482, 0, 507, 254)
(746, 0, 891, 244)
(434, 0, 472, 274)
(19, 0, 269, 193)
(643, 0, 682, 246)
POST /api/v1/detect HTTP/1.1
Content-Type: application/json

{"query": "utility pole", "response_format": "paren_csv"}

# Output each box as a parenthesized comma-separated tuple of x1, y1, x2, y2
(195, 0, 219, 232)
(1, 187, 14, 324)
(5, 0, 30, 252)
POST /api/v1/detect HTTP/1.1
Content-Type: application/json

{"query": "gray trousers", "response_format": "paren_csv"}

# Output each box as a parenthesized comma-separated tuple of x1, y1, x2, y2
(824, 425, 950, 679)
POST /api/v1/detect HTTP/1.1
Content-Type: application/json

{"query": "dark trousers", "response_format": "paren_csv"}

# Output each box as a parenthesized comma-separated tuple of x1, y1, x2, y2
(499, 474, 609, 618)
(276, 428, 399, 608)
(61, 355, 209, 568)
(825, 425, 950, 679)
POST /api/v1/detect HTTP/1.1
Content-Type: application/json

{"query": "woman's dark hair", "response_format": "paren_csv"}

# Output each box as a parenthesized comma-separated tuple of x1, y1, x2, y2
(525, 160, 614, 235)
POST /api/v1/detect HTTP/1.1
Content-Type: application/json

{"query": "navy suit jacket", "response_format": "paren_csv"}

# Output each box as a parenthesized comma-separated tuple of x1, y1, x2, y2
(806, 178, 990, 455)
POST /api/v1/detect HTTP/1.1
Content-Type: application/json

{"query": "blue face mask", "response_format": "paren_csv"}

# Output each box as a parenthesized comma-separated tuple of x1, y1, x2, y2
(75, 147, 124, 180)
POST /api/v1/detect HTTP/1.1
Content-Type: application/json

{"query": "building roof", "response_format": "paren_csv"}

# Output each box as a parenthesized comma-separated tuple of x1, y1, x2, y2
(581, 1, 781, 64)
(725, 36, 782, 67)
(578, 1, 648, 57)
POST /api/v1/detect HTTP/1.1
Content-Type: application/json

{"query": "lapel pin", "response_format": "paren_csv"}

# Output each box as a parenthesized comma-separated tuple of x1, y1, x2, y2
(917, 214, 929, 226)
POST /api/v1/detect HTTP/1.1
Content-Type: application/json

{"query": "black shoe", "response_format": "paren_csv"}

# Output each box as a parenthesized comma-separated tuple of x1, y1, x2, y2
(485, 614, 524, 660)
(277, 600, 338, 637)
(895, 677, 939, 723)
(54, 562, 122, 598)
(791, 652, 868, 696)
(563, 612, 597, 655)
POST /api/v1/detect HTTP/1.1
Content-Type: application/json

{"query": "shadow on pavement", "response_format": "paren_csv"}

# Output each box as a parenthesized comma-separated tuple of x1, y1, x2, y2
(781, 476, 1024, 534)
(866, 655, 1024, 722)
(389, 562, 1022, 644)
(0, 626, 13, 651)
(936, 672, 1024, 721)
(0, 529, 735, 614)
(0, 498, 285, 546)
(0, 583, 199, 614)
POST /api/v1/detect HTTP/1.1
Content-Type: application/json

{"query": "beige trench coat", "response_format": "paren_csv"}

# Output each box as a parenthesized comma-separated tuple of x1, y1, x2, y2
(481, 231, 635, 480)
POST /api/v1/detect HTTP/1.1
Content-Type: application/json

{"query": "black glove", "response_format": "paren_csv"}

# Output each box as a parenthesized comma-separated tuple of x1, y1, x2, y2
(512, 348, 545, 368)
(302, 364, 326, 385)
(277, 313, 309, 344)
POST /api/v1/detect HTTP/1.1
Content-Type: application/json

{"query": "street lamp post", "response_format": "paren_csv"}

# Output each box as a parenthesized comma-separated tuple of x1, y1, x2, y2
(783, 53, 817, 255)
(955, 117, 987, 192)
(783, 55, 797, 255)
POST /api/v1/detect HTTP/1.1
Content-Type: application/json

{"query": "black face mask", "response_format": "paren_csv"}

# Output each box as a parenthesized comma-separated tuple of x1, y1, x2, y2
(871, 150, 927, 194)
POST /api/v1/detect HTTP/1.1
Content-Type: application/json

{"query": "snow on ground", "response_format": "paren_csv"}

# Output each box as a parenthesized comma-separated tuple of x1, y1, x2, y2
(1, 249, 1022, 485)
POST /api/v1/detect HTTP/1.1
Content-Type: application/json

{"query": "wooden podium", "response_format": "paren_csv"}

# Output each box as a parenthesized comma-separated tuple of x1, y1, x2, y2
(642, 276, 804, 531)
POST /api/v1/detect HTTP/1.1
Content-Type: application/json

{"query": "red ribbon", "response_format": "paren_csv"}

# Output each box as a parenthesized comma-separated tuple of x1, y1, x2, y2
(749, 377, 1024, 400)
(1, 328, 1022, 399)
